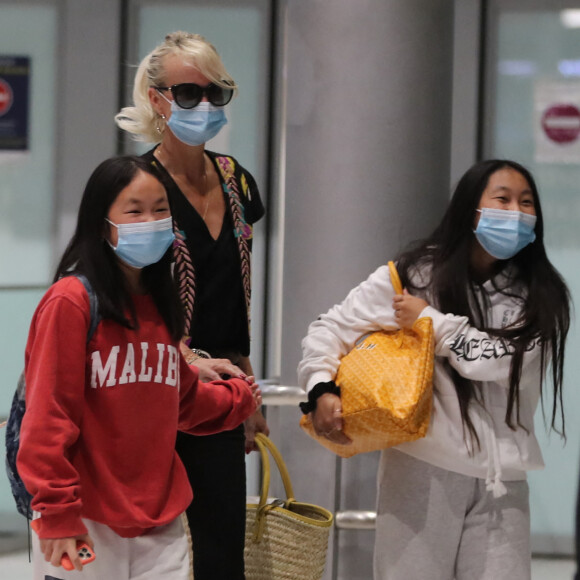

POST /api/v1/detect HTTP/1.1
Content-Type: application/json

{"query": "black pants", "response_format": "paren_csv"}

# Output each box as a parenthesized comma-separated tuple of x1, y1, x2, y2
(176, 425, 246, 580)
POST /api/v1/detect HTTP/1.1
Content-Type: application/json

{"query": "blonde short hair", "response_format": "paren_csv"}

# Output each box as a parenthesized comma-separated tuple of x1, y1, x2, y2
(115, 31, 237, 143)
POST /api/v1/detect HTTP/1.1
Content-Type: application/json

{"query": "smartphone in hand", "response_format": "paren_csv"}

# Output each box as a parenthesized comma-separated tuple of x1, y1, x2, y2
(61, 541, 96, 571)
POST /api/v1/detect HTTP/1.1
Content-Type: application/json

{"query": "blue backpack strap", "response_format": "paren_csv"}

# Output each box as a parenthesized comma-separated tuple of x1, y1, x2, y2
(75, 274, 100, 342)
(5, 372, 31, 518)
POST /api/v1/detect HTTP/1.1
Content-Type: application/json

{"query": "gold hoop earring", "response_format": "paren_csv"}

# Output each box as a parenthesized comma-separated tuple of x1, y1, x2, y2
(155, 114, 166, 134)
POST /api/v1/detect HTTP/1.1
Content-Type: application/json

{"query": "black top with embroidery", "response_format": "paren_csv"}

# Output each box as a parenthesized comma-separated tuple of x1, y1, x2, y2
(143, 148, 265, 357)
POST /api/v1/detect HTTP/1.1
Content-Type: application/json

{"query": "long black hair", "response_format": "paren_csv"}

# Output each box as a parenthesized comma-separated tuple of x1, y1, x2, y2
(54, 155, 184, 341)
(397, 159, 571, 445)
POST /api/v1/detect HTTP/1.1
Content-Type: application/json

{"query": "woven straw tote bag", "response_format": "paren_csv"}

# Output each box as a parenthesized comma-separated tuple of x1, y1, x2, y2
(245, 433, 333, 580)
(300, 261, 435, 458)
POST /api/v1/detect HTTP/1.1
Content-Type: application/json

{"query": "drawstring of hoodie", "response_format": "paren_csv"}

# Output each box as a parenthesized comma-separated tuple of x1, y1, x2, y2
(484, 417, 508, 498)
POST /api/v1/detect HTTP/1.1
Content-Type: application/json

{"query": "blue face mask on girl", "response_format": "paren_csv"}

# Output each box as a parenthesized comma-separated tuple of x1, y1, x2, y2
(161, 96, 228, 146)
(474, 208, 537, 260)
(106, 216, 175, 269)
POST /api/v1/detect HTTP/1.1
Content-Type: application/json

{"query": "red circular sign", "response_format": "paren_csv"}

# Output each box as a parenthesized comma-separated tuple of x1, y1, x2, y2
(0, 79, 13, 117)
(541, 104, 580, 144)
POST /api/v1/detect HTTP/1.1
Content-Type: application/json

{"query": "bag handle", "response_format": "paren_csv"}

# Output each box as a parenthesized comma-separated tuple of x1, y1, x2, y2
(255, 433, 295, 506)
(388, 261, 403, 295)
(252, 433, 296, 542)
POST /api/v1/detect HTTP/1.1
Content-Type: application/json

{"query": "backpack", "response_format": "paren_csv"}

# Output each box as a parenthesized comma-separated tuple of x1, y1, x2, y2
(4, 274, 100, 519)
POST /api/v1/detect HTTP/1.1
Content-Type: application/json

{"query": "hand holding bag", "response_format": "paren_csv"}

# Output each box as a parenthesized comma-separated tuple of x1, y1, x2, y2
(245, 433, 333, 580)
(300, 261, 435, 458)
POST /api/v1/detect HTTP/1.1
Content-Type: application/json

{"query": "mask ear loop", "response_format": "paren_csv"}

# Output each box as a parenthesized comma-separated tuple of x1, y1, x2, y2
(104, 218, 118, 250)
(472, 209, 482, 234)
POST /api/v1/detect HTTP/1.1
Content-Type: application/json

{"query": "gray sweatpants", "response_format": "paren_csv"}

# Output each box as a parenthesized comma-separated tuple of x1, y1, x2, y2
(374, 449, 530, 580)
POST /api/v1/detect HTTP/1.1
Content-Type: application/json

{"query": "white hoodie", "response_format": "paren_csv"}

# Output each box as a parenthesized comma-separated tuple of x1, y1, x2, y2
(298, 263, 545, 496)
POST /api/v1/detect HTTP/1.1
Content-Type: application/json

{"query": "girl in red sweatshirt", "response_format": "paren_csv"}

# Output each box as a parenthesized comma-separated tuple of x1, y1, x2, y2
(17, 155, 260, 579)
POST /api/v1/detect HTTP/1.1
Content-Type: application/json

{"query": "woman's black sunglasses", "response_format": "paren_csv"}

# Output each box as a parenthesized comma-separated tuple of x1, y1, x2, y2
(155, 82, 234, 109)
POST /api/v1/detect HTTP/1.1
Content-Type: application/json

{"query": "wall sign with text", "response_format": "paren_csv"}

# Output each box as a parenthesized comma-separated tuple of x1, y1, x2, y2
(0, 56, 30, 151)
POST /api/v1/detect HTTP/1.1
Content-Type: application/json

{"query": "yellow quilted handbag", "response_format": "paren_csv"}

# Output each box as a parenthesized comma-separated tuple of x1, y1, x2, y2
(245, 433, 333, 580)
(300, 261, 434, 458)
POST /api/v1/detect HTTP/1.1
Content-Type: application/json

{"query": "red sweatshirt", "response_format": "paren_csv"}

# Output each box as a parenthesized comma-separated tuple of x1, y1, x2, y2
(17, 276, 256, 539)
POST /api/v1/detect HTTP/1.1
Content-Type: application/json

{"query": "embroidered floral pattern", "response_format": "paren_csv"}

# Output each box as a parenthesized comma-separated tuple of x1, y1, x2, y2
(172, 222, 195, 338)
(217, 156, 253, 332)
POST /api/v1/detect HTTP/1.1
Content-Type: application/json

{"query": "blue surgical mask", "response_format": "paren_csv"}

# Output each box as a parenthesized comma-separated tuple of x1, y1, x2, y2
(106, 217, 175, 269)
(474, 208, 537, 260)
(164, 99, 227, 146)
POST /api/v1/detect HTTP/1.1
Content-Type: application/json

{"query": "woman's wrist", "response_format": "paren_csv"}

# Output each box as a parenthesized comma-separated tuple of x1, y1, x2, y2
(299, 381, 341, 414)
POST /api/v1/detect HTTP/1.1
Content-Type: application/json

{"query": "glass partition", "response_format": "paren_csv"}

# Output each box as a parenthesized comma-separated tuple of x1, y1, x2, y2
(486, 0, 580, 554)
(124, 0, 273, 496)
(0, 1, 59, 524)
(0, 4, 58, 286)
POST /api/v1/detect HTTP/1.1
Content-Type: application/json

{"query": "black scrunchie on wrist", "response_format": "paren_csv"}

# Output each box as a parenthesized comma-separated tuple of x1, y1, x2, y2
(299, 381, 341, 415)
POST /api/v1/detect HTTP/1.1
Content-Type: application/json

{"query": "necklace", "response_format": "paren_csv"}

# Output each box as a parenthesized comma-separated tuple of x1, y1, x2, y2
(156, 145, 212, 221)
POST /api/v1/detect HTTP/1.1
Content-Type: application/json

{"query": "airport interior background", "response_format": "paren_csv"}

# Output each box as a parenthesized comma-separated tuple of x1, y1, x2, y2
(1, 1, 580, 578)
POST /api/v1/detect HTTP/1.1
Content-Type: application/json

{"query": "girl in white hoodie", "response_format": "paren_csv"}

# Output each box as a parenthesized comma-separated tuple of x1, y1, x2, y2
(298, 160, 570, 580)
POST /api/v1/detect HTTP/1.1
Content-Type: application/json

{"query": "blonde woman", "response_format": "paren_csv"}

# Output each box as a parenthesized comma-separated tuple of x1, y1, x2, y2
(116, 32, 268, 580)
